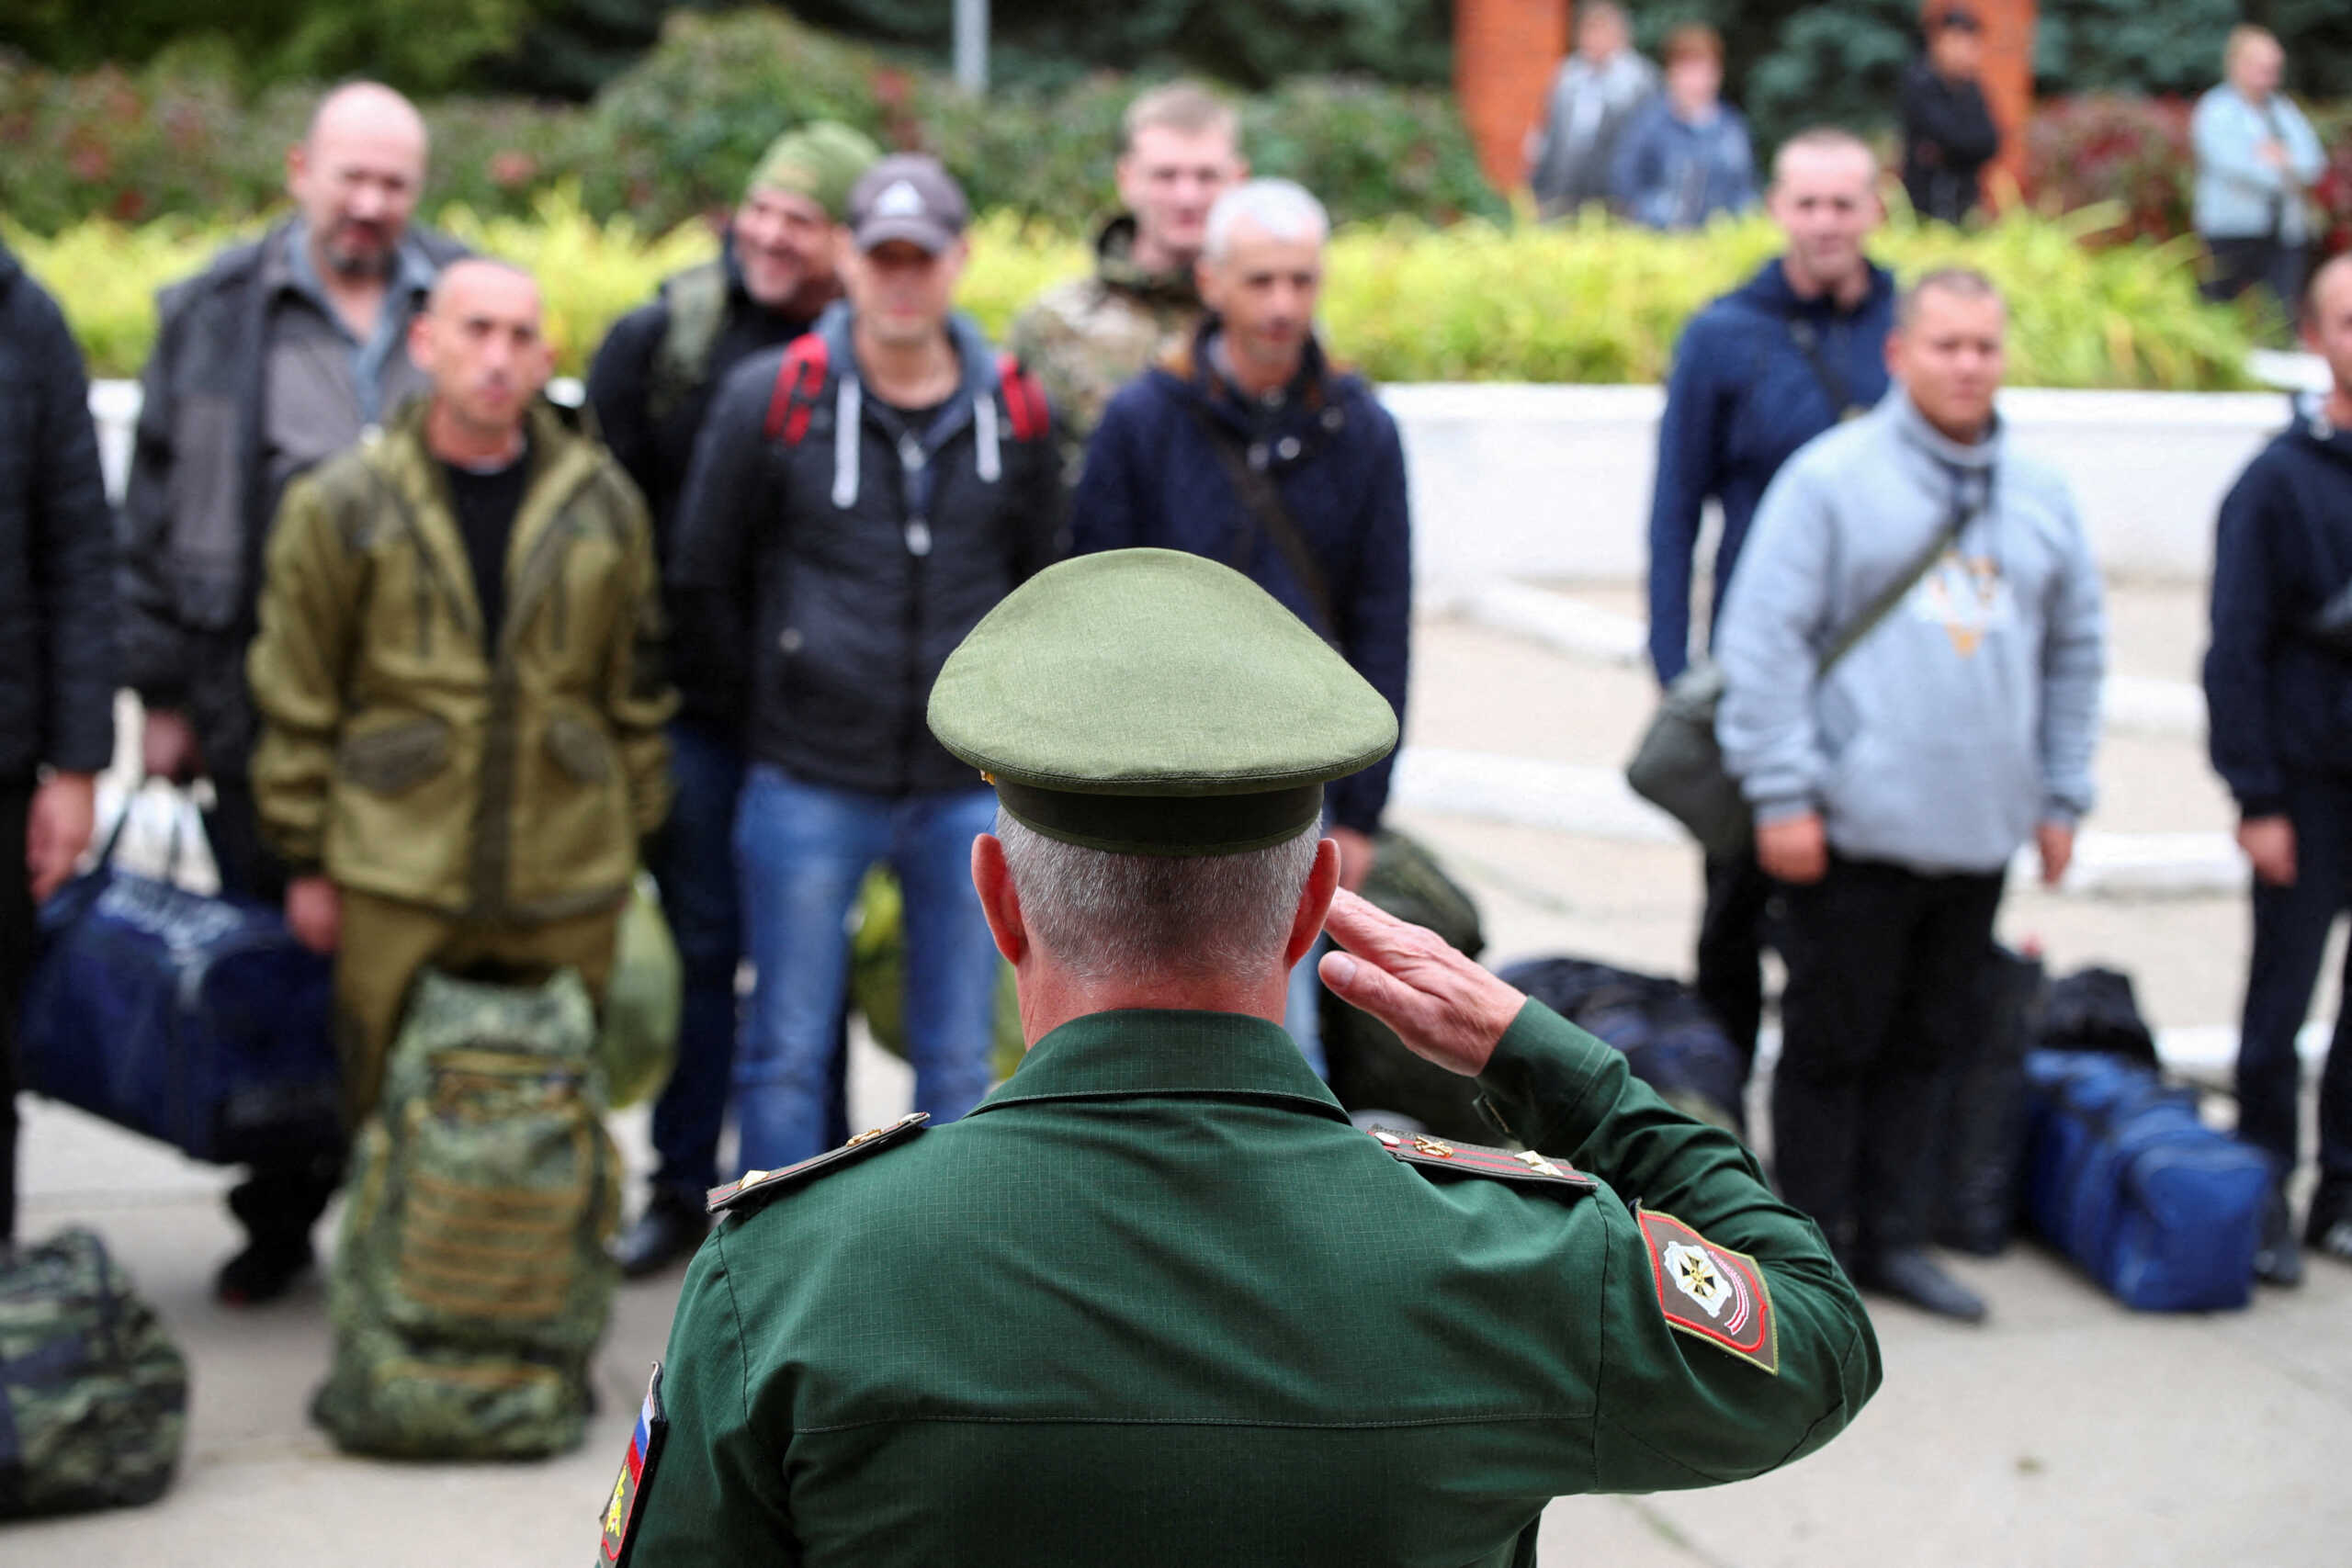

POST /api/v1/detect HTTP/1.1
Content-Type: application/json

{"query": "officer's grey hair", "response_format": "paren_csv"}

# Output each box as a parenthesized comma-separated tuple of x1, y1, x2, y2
(996, 811, 1321, 984)
(1202, 179, 1330, 265)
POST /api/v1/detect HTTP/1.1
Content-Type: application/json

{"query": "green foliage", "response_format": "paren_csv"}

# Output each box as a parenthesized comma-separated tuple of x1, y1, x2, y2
(11, 204, 2257, 392)
(0, 11, 1499, 238)
(2033, 0, 2241, 99)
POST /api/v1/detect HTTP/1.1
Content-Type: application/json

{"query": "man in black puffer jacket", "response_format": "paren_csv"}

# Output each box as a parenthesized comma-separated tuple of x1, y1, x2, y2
(2206, 253, 2352, 1284)
(0, 242, 115, 1246)
(670, 156, 1062, 1181)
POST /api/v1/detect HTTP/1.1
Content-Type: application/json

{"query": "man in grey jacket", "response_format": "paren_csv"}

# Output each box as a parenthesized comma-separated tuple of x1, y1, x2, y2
(1716, 268, 2106, 1323)
(1526, 2, 1657, 220)
(118, 81, 464, 1305)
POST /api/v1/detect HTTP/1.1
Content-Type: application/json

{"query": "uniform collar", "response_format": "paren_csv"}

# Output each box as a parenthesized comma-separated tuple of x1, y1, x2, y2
(968, 1008, 1352, 1123)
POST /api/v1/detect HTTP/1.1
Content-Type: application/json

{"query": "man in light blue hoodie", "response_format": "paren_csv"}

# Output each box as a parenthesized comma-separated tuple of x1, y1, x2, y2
(2192, 25, 2328, 327)
(1716, 268, 2106, 1323)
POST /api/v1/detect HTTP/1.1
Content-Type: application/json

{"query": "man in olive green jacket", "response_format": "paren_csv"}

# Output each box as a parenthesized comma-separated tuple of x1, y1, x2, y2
(603, 551, 1876, 1567)
(249, 259, 673, 1121)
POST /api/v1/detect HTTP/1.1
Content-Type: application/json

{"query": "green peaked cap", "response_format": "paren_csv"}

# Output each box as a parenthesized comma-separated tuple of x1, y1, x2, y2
(747, 121, 882, 221)
(928, 549, 1398, 856)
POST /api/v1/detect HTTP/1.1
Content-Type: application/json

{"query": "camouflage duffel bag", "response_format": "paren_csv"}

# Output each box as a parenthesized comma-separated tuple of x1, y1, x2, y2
(312, 968, 621, 1460)
(0, 1227, 188, 1517)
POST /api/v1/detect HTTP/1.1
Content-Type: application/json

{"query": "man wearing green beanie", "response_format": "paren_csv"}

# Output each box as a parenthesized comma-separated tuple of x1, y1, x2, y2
(586, 119, 880, 1279)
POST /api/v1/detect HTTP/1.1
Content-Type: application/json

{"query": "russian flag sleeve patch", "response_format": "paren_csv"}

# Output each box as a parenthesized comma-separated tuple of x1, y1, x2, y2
(597, 1364, 670, 1565)
(1638, 1209, 1781, 1375)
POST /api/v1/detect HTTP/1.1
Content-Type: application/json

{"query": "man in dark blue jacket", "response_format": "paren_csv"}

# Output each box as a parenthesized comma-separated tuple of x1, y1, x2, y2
(586, 122, 878, 1279)
(1645, 128, 1896, 1071)
(2204, 253, 2352, 1283)
(1071, 177, 1411, 1076)
(0, 243, 113, 1248)
(670, 156, 1063, 1178)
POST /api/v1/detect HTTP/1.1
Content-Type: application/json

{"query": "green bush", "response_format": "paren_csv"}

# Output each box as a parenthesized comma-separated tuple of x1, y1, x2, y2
(0, 10, 1499, 237)
(10, 203, 2256, 392)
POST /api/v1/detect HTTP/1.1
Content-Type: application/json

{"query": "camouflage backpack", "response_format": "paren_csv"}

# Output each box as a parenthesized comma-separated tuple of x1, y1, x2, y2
(0, 1228, 187, 1517)
(312, 968, 621, 1460)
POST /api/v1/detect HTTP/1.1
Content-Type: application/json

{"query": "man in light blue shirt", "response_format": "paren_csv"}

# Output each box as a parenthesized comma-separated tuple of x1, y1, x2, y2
(2192, 25, 2328, 326)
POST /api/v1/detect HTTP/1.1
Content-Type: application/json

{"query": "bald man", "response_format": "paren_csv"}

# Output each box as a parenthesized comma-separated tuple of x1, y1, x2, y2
(248, 258, 673, 1133)
(119, 81, 469, 1303)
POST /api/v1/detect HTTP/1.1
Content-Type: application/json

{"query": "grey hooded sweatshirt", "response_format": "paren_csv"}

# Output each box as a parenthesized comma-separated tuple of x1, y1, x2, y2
(1714, 389, 2106, 876)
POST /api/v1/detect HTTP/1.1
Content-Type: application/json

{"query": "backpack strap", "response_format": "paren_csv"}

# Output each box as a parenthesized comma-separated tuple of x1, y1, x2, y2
(647, 261, 729, 429)
(995, 352, 1050, 444)
(763, 334, 833, 446)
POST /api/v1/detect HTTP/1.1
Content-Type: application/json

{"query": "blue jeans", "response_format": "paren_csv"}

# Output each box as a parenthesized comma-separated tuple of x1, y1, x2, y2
(734, 766, 1000, 1170)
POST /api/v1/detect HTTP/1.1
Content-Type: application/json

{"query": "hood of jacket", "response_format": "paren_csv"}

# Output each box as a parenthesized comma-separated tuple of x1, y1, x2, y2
(1728, 255, 1899, 324)
(2290, 389, 2352, 470)
(802, 300, 1015, 510)
(1092, 215, 1204, 310)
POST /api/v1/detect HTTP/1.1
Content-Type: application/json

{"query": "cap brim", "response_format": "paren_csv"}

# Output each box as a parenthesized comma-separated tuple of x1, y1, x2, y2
(854, 217, 957, 254)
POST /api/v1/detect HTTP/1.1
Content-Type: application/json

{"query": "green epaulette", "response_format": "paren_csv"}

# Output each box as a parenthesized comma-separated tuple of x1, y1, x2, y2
(705, 1112, 929, 1216)
(1364, 1125, 1596, 1191)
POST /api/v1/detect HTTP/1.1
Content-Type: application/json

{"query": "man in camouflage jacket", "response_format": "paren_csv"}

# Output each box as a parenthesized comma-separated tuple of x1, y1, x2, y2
(247, 261, 673, 1122)
(1008, 81, 1246, 482)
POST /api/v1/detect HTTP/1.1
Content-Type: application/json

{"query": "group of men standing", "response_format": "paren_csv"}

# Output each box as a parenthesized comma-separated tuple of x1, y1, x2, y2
(4, 77, 1413, 1300)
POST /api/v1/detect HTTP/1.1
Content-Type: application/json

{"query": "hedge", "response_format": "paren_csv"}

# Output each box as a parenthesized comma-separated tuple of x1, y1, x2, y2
(11, 197, 2258, 391)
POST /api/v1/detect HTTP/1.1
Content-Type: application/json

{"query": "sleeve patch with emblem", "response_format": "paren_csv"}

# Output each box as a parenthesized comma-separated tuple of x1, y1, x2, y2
(1638, 1209, 1781, 1374)
(597, 1363, 669, 1566)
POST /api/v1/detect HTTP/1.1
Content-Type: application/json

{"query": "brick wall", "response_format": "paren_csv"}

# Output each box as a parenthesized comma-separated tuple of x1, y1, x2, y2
(1455, 0, 1568, 192)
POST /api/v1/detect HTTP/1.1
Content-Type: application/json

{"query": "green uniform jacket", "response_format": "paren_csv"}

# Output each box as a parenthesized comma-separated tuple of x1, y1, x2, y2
(247, 398, 674, 921)
(626, 1002, 1881, 1565)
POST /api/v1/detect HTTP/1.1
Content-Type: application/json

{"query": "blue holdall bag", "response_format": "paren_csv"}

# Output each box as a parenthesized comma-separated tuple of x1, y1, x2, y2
(18, 796, 341, 1167)
(2023, 1050, 2272, 1312)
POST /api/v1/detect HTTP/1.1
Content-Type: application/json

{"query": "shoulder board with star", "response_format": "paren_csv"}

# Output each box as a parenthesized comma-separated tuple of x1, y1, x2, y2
(705, 1112, 929, 1216)
(1364, 1126, 1596, 1191)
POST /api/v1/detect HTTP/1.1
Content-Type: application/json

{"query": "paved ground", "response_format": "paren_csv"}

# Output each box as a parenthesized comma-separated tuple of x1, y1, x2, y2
(12, 584, 2350, 1567)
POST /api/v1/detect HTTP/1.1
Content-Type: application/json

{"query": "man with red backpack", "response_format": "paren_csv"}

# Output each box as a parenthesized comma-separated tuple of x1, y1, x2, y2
(669, 154, 1063, 1177)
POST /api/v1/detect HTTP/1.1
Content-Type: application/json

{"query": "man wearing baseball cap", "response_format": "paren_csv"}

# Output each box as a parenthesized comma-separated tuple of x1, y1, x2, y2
(590, 120, 881, 1278)
(668, 153, 1064, 1195)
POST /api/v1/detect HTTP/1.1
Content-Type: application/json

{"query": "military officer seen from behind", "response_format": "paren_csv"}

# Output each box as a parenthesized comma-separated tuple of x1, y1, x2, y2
(1008, 80, 1245, 480)
(246, 258, 674, 1125)
(605, 549, 1880, 1568)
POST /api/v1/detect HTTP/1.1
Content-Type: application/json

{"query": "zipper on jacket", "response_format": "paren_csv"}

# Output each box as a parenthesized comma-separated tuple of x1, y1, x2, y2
(897, 430, 928, 796)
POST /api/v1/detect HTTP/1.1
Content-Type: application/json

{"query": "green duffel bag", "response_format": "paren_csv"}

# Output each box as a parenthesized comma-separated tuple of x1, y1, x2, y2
(1321, 829, 1494, 1143)
(848, 867, 1025, 1084)
(313, 968, 621, 1461)
(0, 1227, 187, 1517)
(597, 875, 682, 1111)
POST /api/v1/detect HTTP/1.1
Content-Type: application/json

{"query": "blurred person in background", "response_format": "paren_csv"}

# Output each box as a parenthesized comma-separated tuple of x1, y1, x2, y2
(1645, 128, 1895, 1077)
(1716, 269, 2106, 1324)
(1899, 6, 2001, 225)
(587, 121, 880, 1280)
(1071, 178, 1410, 1078)
(1011, 82, 1247, 483)
(245, 259, 673, 1134)
(1527, 2, 1658, 220)
(2202, 253, 2352, 1285)
(2193, 25, 2327, 328)
(118, 81, 464, 1304)
(1610, 24, 1757, 232)
(0, 240, 113, 1253)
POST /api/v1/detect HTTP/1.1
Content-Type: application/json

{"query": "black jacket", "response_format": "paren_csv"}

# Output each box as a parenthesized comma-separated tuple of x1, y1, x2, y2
(0, 244, 115, 780)
(669, 305, 1063, 796)
(118, 219, 467, 776)
(2206, 397, 2352, 816)
(1899, 61, 2000, 225)
(1070, 324, 1411, 834)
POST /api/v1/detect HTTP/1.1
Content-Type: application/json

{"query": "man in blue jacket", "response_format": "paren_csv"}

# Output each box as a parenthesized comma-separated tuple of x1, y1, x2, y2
(1645, 127, 1896, 1071)
(1071, 177, 1411, 1076)
(1717, 269, 2107, 1323)
(2204, 253, 2352, 1284)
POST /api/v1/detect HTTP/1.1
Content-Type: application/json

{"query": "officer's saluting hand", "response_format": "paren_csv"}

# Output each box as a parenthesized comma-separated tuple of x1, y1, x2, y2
(598, 549, 1881, 1568)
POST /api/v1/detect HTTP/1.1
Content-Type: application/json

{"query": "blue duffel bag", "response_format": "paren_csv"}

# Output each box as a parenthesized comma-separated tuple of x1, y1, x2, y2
(2023, 1051, 2272, 1312)
(18, 811, 341, 1167)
